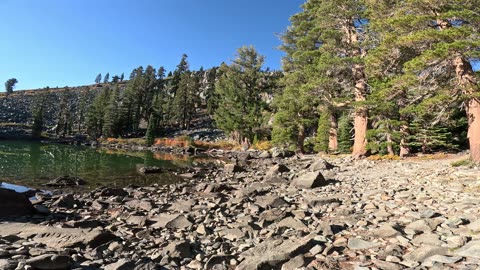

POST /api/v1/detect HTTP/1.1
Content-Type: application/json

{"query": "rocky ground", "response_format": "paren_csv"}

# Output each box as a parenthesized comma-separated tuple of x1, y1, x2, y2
(1, 151, 480, 270)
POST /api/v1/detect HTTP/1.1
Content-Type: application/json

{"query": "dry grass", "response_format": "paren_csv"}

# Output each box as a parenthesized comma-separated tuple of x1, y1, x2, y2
(193, 140, 240, 150)
(154, 136, 192, 148)
(103, 137, 146, 145)
(252, 140, 272, 151)
(367, 154, 401, 161)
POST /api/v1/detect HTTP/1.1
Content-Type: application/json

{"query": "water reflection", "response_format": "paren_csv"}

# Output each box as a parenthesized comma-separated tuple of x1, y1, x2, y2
(0, 140, 198, 189)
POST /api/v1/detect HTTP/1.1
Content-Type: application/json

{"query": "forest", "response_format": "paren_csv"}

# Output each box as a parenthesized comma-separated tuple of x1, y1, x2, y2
(7, 0, 480, 162)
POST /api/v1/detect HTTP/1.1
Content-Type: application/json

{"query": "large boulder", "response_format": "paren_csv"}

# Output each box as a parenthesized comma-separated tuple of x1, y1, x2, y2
(26, 254, 73, 270)
(0, 188, 35, 217)
(291, 171, 327, 188)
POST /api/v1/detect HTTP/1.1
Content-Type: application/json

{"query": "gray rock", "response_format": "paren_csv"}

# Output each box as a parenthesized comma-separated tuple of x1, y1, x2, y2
(467, 219, 480, 232)
(104, 259, 135, 270)
(347, 238, 381, 250)
(138, 166, 162, 174)
(126, 215, 147, 227)
(258, 151, 271, 158)
(275, 217, 308, 230)
(236, 235, 316, 270)
(44, 176, 87, 187)
(454, 240, 480, 259)
(224, 164, 243, 173)
(291, 171, 327, 188)
(100, 188, 128, 197)
(423, 255, 462, 264)
(125, 199, 153, 211)
(403, 245, 448, 262)
(411, 233, 445, 246)
(0, 188, 35, 217)
(0, 223, 116, 249)
(281, 254, 306, 270)
(205, 254, 235, 270)
(26, 254, 72, 270)
(165, 241, 191, 258)
(309, 159, 335, 171)
(371, 224, 401, 238)
(254, 195, 287, 209)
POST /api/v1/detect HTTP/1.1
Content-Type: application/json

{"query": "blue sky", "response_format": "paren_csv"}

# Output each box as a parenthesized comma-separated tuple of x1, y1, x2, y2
(0, 0, 305, 90)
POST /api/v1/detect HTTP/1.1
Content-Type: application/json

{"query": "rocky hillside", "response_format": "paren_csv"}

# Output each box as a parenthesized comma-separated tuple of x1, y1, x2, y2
(0, 85, 109, 128)
(1, 152, 480, 269)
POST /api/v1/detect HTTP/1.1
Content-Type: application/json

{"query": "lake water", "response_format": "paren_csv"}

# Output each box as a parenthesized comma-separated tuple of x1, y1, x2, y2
(0, 140, 203, 190)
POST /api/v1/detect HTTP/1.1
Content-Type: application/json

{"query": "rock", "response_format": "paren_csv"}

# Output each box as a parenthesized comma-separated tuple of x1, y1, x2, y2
(52, 194, 80, 209)
(126, 215, 147, 227)
(347, 238, 381, 250)
(276, 217, 308, 230)
(0, 223, 116, 249)
(255, 195, 288, 209)
(371, 259, 402, 270)
(165, 241, 191, 258)
(205, 254, 235, 269)
(404, 219, 437, 234)
(258, 151, 271, 158)
(370, 224, 401, 238)
(150, 214, 193, 229)
(271, 147, 294, 158)
(26, 254, 72, 270)
(454, 240, 480, 259)
(100, 188, 128, 197)
(125, 199, 153, 211)
(104, 259, 135, 270)
(0, 188, 35, 217)
(236, 235, 316, 270)
(266, 164, 290, 176)
(423, 255, 462, 264)
(411, 233, 445, 246)
(291, 171, 327, 188)
(309, 159, 335, 171)
(44, 176, 87, 187)
(169, 199, 195, 212)
(403, 245, 448, 262)
(138, 166, 162, 174)
(219, 228, 246, 241)
(224, 164, 243, 173)
(304, 196, 340, 208)
(467, 219, 480, 232)
(281, 254, 306, 270)
(34, 204, 50, 215)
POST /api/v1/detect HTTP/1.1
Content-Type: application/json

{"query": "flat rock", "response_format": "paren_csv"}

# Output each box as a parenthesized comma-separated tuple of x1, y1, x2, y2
(309, 159, 335, 171)
(347, 238, 381, 250)
(0, 222, 116, 249)
(150, 214, 193, 229)
(275, 217, 308, 230)
(370, 223, 401, 238)
(236, 235, 316, 270)
(104, 258, 135, 270)
(125, 199, 153, 211)
(403, 245, 448, 262)
(255, 195, 287, 209)
(424, 255, 462, 264)
(291, 171, 327, 188)
(26, 254, 72, 270)
(467, 219, 480, 232)
(454, 240, 480, 259)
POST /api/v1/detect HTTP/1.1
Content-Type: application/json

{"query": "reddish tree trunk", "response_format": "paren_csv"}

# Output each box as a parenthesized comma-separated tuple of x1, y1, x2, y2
(352, 64, 368, 158)
(386, 132, 394, 156)
(328, 114, 338, 152)
(454, 56, 480, 163)
(297, 125, 306, 154)
(399, 124, 410, 157)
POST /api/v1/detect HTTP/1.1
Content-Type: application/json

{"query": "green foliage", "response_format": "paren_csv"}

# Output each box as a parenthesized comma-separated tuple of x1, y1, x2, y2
(86, 86, 110, 138)
(145, 114, 157, 146)
(5, 78, 18, 94)
(315, 111, 330, 153)
(95, 73, 102, 84)
(104, 73, 110, 84)
(214, 46, 267, 142)
(337, 113, 352, 154)
(31, 95, 45, 139)
(407, 121, 458, 153)
(103, 85, 122, 137)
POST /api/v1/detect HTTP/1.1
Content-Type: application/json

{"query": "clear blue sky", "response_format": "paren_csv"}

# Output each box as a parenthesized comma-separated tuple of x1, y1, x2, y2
(0, 0, 305, 90)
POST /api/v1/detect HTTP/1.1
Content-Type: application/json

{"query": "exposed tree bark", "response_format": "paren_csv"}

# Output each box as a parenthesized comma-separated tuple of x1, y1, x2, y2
(386, 132, 394, 156)
(329, 114, 338, 152)
(352, 64, 368, 157)
(454, 56, 480, 163)
(399, 123, 410, 157)
(297, 125, 306, 154)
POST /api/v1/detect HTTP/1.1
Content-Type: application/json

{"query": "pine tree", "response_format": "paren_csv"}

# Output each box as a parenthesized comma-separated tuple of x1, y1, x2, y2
(86, 86, 110, 138)
(103, 85, 121, 137)
(338, 113, 353, 154)
(145, 114, 157, 146)
(104, 73, 110, 84)
(95, 73, 102, 84)
(31, 95, 45, 139)
(4, 78, 18, 94)
(214, 46, 267, 143)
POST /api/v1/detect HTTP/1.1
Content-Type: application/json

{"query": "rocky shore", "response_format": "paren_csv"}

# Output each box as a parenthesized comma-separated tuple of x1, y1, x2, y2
(1, 152, 480, 270)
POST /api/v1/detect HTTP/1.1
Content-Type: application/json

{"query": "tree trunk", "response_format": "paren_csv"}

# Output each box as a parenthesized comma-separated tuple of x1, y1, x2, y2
(454, 56, 480, 163)
(351, 64, 368, 158)
(328, 114, 338, 152)
(386, 132, 394, 156)
(297, 125, 306, 154)
(399, 115, 410, 157)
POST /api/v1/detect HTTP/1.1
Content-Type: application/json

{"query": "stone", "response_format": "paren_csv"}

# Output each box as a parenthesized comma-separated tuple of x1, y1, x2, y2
(271, 147, 294, 158)
(347, 238, 381, 250)
(125, 199, 153, 211)
(26, 254, 72, 270)
(224, 164, 243, 173)
(104, 259, 135, 270)
(371, 224, 401, 238)
(276, 217, 308, 230)
(405, 219, 437, 234)
(411, 233, 445, 246)
(150, 214, 193, 229)
(126, 215, 147, 227)
(44, 176, 87, 187)
(169, 199, 195, 212)
(304, 196, 340, 208)
(309, 159, 335, 171)
(423, 255, 462, 264)
(0, 223, 116, 249)
(371, 259, 402, 270)
(291, 171, 327, 188)
(205, 255, 235, 270)
(267, 164, 290, 176)
(255, 195, 287, 209)
(454, 240, 480, 259)
(236, 235, 316, 270)
(219, 228, 246, 241)
(0, 188, 35, 217)
(100, 188, 128, 197)
(52, 194, 79, 209)
(403, 245, 448, 262)
(259, 151, 271, 158)
(165, 241, 191, 258)
(281, 254, 306, 270)
(467, 219, 480, 232)
(138, 166, 162, 174)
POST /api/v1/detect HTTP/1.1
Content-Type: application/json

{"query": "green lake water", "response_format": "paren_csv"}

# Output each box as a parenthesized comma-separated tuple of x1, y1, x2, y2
(0, 140, 201, 190)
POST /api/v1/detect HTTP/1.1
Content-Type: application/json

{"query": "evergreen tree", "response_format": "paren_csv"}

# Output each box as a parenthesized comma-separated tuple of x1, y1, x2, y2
(337, 113, 353, 153)
(55, 87, 73, 137)
(214, 46, 266, 143)
(95, 73, 102, 84)
(86, 86, 110, 138)
(103, 85, 122, 137)
(145, 114, 157, 146)
(104, 73, 110, 84)
(120, 73, 124, 82)
(174, 71, 200, 129)
(31, 95, 45, 139)
(5, 78, 18, 94)
(112, 75, 120, 84)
